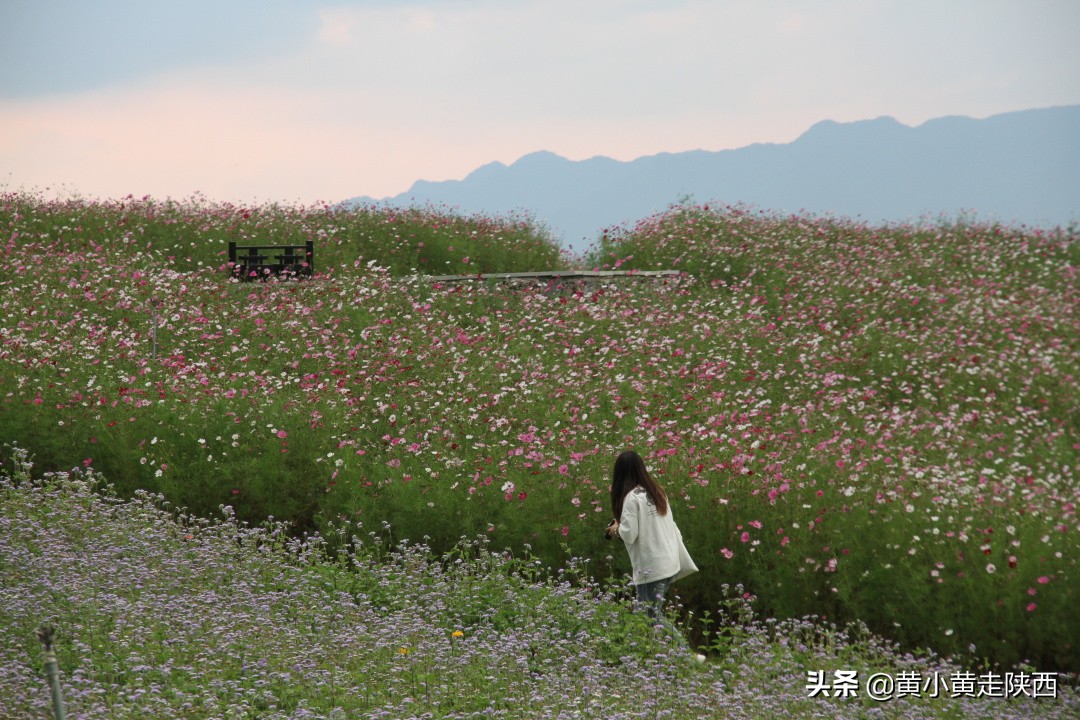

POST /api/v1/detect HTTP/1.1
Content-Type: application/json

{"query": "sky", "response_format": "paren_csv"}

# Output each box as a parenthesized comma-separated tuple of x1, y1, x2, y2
(2, 0, 1079, 206)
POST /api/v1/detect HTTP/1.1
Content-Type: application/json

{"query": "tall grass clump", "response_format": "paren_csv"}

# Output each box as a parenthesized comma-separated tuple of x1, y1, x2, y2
(1, 192, 1077, 674)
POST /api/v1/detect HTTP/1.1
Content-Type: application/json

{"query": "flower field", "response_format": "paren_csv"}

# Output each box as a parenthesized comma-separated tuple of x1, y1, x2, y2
(3, 454, 1078, 718)
(1, 193, 1077, 698)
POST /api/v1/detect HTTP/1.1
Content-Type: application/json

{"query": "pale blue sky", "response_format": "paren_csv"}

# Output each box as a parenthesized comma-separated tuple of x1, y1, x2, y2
(2, 0, 1078, 204)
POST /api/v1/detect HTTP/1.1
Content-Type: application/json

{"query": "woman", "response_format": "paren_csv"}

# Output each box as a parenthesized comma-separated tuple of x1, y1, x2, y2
(606, 450, 702, 658)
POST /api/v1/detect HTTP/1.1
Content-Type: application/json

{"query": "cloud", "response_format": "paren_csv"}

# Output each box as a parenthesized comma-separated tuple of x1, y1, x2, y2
(0, 0, 315, 98)
(1, 0, 1078, 204)
(0, 77, 448, 202)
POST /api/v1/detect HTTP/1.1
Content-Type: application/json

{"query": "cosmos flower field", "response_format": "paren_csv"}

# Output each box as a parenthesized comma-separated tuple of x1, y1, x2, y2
(1, 192, 1077, 717)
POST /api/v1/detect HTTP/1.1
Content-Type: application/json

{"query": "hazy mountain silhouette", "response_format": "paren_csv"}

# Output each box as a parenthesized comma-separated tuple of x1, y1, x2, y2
(344, 105, 1080, 250)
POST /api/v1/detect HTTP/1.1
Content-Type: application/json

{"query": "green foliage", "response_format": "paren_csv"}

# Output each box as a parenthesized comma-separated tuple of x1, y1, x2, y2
(1, 190, 567, 277)
(2, 192, 1077, 674)
(8, 455, 1078, 718)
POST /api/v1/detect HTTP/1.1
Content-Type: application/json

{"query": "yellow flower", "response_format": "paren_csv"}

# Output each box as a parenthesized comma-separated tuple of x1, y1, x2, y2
(451, 630, 464, 638)
(398, 647, 409, 655)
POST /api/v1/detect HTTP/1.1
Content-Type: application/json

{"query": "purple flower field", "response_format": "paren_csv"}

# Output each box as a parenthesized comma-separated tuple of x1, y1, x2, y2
(3, 453, 1077, 719)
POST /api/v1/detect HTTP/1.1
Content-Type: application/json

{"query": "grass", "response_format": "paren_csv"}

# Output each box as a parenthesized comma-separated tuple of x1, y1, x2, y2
(0, 191, 1077, 713)
(3, 452, 1078, 719)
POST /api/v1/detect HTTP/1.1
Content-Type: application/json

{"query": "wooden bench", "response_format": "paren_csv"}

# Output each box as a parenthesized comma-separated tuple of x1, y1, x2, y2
(228, 241, 314, 281)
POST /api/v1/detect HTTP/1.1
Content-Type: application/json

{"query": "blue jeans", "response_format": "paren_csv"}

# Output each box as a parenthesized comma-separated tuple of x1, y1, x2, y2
(635, 575, 673, 618)
(635, 575, 687, 647)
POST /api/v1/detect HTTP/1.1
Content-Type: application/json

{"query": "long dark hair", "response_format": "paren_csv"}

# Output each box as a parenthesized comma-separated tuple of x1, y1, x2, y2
(610, 450, 668, 520)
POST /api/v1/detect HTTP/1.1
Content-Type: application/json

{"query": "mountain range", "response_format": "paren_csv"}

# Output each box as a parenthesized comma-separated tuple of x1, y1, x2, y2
(344, 104, 1080, 250)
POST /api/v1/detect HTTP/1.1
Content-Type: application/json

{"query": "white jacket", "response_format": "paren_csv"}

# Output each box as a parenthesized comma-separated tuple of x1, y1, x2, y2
(617, 487, 698, 585)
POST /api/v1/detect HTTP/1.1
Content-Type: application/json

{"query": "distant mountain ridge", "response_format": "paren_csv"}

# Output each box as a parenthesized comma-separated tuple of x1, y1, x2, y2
(345, 105, 1080, 250)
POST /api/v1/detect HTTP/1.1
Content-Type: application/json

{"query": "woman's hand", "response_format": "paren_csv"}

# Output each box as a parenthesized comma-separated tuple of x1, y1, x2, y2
(605, 519, 620, 539)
